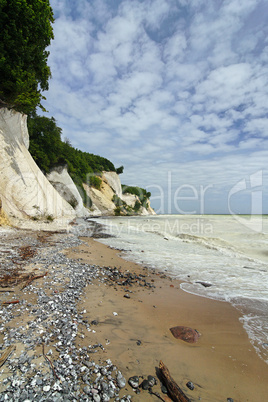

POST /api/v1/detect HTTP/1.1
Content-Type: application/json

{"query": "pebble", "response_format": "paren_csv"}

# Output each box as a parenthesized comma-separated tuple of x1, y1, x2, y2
(140, 379, 150, 390)
(128, 376, 140, 388)
(117, 372, 126, 388)
(43, 385, 50, 392)
(186, 381, 195, 390)
(147, 375, 157, 387)
(102, 393, 110, 401)
(0, 224, 131, 401)
(84, 385, 91, 395)
(117, 378, 126, 388)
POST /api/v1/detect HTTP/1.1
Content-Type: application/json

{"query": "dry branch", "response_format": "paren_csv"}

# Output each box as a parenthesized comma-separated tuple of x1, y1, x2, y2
(0, 345, 16, 368)
(0, 290, 14, 292)
(42, 344, 60, 380)
(2, 300, 19, 305)
(20, 271, 48, 290)
(159, 361, 191, 402)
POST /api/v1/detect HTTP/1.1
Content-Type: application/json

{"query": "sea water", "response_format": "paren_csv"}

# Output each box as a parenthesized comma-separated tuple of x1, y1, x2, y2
(89, 214, 268, 364)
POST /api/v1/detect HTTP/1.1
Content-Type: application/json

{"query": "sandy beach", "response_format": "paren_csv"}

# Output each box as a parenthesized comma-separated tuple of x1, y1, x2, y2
(0, 227, 267, 401)
(66, 236, 268, 401)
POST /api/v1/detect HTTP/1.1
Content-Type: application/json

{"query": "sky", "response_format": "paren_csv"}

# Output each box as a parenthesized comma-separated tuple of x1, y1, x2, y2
(41, 0, 268, 215)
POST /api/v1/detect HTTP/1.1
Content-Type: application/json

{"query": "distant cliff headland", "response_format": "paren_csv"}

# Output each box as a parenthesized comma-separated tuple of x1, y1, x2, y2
(0, 2, 154, 229)
(0, 108, 155, 229)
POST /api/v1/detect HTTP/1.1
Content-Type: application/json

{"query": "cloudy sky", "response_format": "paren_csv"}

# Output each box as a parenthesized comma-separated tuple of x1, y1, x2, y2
(42, 0, 268, 215)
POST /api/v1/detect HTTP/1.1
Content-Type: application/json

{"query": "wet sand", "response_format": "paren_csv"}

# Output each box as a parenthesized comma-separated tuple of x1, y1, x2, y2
(66, 237, 268, 402)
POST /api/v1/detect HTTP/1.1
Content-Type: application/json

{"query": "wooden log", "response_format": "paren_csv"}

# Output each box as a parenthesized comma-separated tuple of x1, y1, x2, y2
(159, 360, 191, 402)
(0, 345, 16, 367)
(2, 300, 19, 305)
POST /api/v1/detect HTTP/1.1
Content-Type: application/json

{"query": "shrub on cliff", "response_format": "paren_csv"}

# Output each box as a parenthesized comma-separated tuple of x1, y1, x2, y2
(122, 185, 151, 206)
(28, 113, 62, 172)
(90, 175, 102, 190)
(28, 114, 116, 178)
(0, 0, 54, 113)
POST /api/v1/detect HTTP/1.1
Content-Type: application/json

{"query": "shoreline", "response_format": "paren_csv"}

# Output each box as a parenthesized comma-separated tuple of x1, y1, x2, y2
(66, 236, 268, 401)
(0, 225, 267, 401)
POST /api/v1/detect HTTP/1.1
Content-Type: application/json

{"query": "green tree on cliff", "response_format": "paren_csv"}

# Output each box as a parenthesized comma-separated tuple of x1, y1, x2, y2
(0, 0, 54, 113)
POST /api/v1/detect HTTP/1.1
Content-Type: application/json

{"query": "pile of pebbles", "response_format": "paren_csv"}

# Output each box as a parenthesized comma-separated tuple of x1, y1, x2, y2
(0, 225, 133, 401)
(102, 266, 156, 290)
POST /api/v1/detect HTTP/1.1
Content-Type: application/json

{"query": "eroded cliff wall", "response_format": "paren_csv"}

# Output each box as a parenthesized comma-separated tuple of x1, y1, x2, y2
(46, 165, 90, 218)
(0, 108, 75, 228)
(84, 172, 156, 216)
(0, 108, 155, 227)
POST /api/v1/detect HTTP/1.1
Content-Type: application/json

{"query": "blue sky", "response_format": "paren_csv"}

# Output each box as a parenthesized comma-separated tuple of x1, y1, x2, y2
(42, 0, 268, 214)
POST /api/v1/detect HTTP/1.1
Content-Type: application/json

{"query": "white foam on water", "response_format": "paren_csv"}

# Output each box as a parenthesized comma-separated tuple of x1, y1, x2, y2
(91, 214, 268, 364)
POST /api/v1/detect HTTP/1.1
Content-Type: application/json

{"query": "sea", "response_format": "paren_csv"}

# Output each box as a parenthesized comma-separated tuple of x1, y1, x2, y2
(86, 214, 268, 364)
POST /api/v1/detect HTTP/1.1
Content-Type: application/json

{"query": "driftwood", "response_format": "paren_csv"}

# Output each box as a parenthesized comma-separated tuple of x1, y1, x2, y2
(2, 300, 19, 305)
(42, 344, 60, 380)
(0, 290, 14, 292)
(149, 390, 172, 401)
(159, 361, 191, 402)
(20, 271, 48, 290)
(0, 345, 16, 367)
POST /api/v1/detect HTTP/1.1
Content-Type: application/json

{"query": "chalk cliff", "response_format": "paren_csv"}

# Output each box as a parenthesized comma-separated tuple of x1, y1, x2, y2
(46, 165, 90, 218)
(0, 108, 75, 229)
(83, 172, 156, 216)
(0, 108, 155, 228)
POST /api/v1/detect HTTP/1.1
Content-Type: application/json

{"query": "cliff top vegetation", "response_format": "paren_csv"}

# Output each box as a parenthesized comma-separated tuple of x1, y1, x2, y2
(0, 0, 54, 113)
(28, 113, 116, 182)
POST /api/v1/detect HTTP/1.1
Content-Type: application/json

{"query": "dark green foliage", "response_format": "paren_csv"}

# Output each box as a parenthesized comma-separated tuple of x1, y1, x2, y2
(0, 0, 54, 113)
(134, 200, 141, 212)
(28, 114, 116, 177)
(112, 195, 126, 207)
(114, 206, 122, 216)
(69, 173, 92, 208)
(27, 114, 152, 214)
(90, 175, 102, 190)
(28, 113, 116, 208)
(116, 165, 124, 174)
(45, 214, 54, 222)
(28, 113, 62, 173)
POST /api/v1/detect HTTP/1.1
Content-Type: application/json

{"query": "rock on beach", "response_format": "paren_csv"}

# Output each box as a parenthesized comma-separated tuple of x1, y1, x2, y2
(169, 326, 200, 343)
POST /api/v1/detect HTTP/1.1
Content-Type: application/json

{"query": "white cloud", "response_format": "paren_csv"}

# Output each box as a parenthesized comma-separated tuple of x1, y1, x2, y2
(42, 0, 268, 213)
(244, 118, 268, 137)
(163, 32, 187, 62)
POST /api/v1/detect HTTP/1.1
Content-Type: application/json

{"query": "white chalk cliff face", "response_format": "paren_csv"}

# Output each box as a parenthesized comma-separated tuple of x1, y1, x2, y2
(46, 165, 90, 218)
(83, 180, 115, 216)
(102, 172, 122, 198)
(0, 108, 155, 227)
(0, 108, 75, 228)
